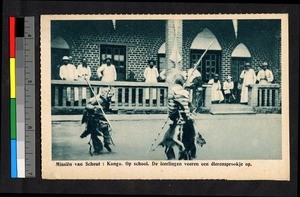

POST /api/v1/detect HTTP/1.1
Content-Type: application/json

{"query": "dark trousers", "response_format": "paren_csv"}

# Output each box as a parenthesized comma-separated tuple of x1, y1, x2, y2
(91, 133, 103, 153)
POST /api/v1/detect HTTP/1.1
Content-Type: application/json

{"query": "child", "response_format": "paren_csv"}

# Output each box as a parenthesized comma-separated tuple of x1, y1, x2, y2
(223, 76, 234, 103)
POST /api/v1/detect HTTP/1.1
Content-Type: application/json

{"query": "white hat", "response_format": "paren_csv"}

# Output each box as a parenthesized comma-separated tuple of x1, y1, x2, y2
(62, 56, 70, 60)
(227, 76, 232, 80)
(262, 62, 268, 66)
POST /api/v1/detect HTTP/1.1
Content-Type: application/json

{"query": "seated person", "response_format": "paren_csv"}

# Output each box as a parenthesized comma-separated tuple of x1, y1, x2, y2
(223, 76, 234, 103)
(208, 74, 224, 104)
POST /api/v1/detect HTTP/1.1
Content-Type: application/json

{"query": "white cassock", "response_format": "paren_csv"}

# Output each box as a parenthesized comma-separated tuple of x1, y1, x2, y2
(256, 69, 274, 84)
(223, 81, 234, 94)
(208, 79, 224, 102)
(144, 67, 159, 100)
(97, 64, 117, 82)
(97, 64, 117, 101)
(240, 69, 256, 103)
(77, 64, 91, 100)
(186, 68, 201, 102)
(59, 64, 78, 102)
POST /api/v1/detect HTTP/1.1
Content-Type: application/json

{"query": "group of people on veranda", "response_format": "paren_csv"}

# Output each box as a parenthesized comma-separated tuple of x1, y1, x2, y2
(208, 62, 274, 104)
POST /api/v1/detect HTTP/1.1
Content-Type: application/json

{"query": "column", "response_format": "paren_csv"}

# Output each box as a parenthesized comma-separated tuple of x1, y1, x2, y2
(165, 19, 183, 83)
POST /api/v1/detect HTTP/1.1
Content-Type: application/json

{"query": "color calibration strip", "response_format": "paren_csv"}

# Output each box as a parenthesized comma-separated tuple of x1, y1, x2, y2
(9, 16, 36, 178)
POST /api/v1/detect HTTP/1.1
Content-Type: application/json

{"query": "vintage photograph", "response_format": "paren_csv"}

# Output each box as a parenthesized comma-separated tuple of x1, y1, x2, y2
(41, 14, 289, 180)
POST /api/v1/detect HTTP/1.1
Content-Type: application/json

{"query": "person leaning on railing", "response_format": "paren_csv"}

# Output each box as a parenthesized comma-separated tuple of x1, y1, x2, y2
(256, 62, 274, 85)
(77, 57, 91, 106)
(59, 56, 78, 106)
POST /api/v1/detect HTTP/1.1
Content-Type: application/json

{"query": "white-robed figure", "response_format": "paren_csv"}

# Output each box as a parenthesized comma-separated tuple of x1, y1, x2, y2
(97, 57, 117, 101)
(256, 62, 274, 85)
(59, 56, 78, 106)
(77, 57, 91, 104)
(223, 76, 234, 103)
(239, 62, 257, 104)
(208, 74, 224, 104)
(97, 57, 117, 82)
(144, 60, 159, 101)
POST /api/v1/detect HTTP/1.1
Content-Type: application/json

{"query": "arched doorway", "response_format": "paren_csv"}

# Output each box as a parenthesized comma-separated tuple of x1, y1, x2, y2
(231, 43, 251, 103)
(190, 28, 222, 83)
(51, 36, 70, 79)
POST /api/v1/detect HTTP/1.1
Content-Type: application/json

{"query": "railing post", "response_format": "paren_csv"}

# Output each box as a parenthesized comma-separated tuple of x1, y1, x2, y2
(78, 87, 82, 106)
(264, 88, 268, 106)
(121, 87, 125, 107)
(128, 88, 132, 107)
(135, 88, 139, 107)
(275, 89, 279, 107)
(142, 88, 146, 107)
(149, 87, 153, 107)
(268, 89, 272, 106)
(157, 88, 161, 107)
(114, 88, 119, 107)
(204, 84, 212, 108)
(249, 84, 258, 107)
(164, 88, 168, 107)
(62, 86, 67, 106)
(54, 85, 59, 106)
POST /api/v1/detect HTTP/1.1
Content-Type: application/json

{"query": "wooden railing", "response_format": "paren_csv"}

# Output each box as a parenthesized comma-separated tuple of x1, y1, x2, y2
(249, 84, 281, 108)
(51, 80, 169, 113)
(51, 80, 281, 114)
(200, 83, 281, 113)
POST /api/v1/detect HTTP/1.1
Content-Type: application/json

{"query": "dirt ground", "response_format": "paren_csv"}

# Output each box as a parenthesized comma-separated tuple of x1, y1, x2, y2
(52, 114, 282, 161)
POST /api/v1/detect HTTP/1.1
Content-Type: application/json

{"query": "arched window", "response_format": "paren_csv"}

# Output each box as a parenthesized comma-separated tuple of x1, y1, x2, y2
(231, 43, 251, 82)
(190, 28, 222, 82)
(230, 43, 251, 103)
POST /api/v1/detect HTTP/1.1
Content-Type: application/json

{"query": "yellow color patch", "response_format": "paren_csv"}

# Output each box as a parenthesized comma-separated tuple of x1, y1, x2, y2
(10, 58, 16, 98)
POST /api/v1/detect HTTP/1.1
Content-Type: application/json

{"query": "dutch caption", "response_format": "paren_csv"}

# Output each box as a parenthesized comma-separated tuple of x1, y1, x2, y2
(55, 161, 253, 167)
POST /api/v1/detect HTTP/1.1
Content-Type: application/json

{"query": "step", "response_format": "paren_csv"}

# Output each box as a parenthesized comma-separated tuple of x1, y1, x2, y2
(210, 110, 256, 115)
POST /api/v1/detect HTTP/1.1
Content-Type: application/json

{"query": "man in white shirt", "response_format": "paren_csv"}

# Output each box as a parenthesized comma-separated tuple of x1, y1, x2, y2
(239, 62, 256, 104)
(256, 62, 274, 84)
(59, 56, 78, 106)
(97, 57, 117, 102)
(77, 57, 91, 105)
(144, 60, 159, 104)
(97, 57, 117, 82)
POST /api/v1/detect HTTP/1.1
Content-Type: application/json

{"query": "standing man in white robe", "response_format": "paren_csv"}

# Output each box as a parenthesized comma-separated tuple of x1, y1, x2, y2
(97, 57, 117, 82)
(239, 62, 256, 104)
(256, 62, 274, 84)
(59, 56, 78, 106)
(144, 60, 159, 104)
(97, 57, 117, 102)
(77, 57, 91, 105)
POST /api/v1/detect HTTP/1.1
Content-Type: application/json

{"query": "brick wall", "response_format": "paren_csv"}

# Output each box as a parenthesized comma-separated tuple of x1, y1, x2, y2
(182, 20, 281, 83)
(52, 20, 165, 81)
(52, 20, 281, 83)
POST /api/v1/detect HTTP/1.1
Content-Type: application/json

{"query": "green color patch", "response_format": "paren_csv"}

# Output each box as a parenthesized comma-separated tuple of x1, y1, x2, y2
(10, 98, 16, 139)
